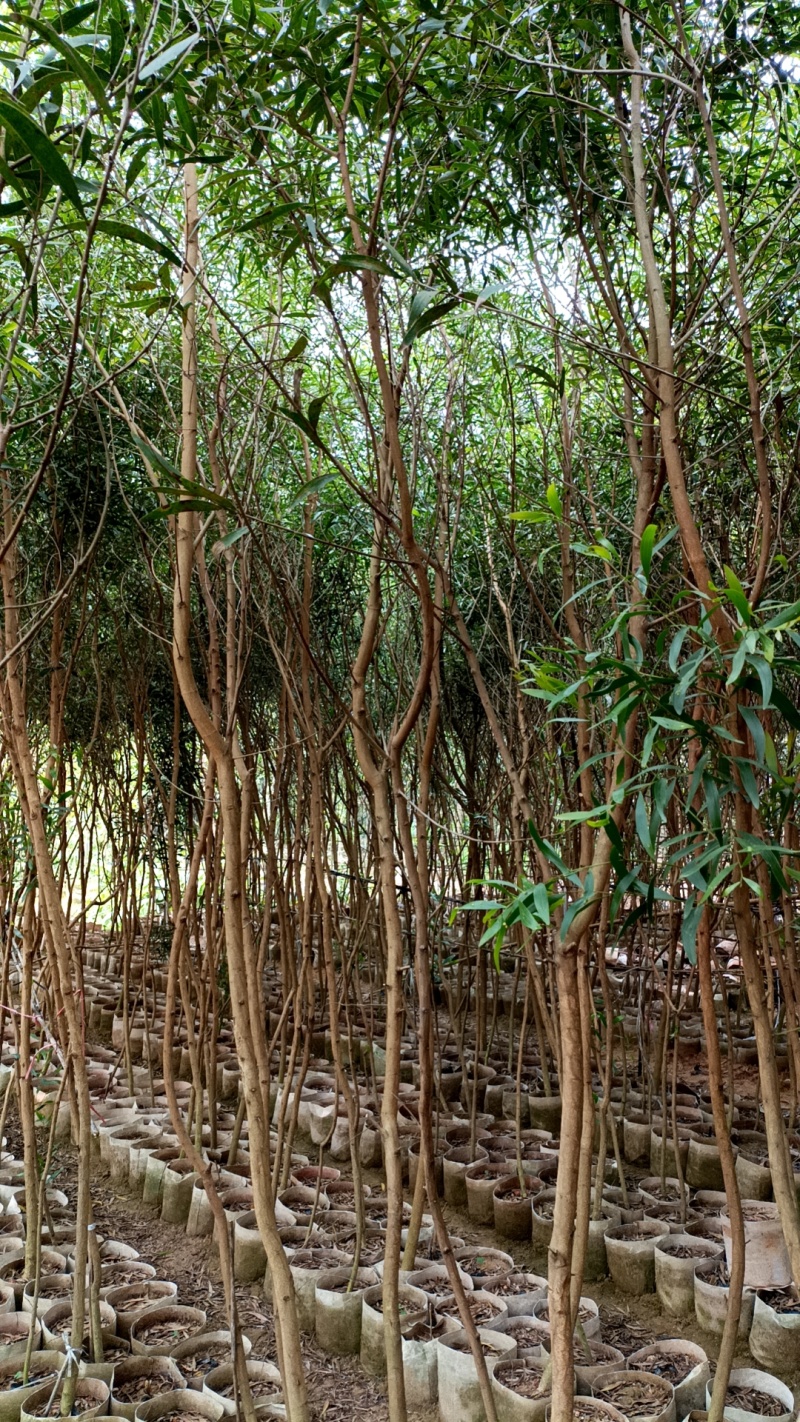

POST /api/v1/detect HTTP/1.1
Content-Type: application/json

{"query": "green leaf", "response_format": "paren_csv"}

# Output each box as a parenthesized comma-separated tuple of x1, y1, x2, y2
(131, 434, 179, 480)
(545, 483, 563, 520)
(57, 1, 100, 30)
(138, 32, 198, 81)
(532, 883, 550, 925)
(639, 523, 657, 579)
(763, 598, 800, 631)
(84, 219, 180, 265)
(214, 525, 248, 551)
(284, 334, 308, 362)
(510, 509, 549, 523)
(403, 293, 458, 346)
(681, 896, 702, 964)
(739, 704, 765, 763)
(635, 792, 652, 856)
(724, 564, 752, 624)
(288, 471, 338, 508)
(307, 394, 327, 432)
(748, 655, 773, 709)
(0, 97, 84, 214)
(13, 12, 111, 115)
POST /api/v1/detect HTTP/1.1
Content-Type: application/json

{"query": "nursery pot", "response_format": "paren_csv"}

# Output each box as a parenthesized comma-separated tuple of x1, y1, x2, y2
(107, 1355, 185, 1419)
(482, 1274, 548, 1318)
(625, 1109, 656, 1166)
(202, 1360, 281, 1416)
(686, 1130, 729, 1191)
(654, 1234, 723, 1318)
(287, 1249, 352, 1333)
(704, 1368, 794, 1422)
(133, 1390, 224, 1421)
(129, 1306, 208, 1356)
(592, 1371, 675, 1422)
(232, 1211, 266, 1284)
(721, 1202, 790, 1289)
(106, 1281, 179, 1338)
(167, 1333, 248, 1388)
(627, 1340, 710, 1416)
(399, 1308, 459, 1408)
(532, 1296, 600, 1341)
(439, 1328, 517, 1422)
(466, 1163, 513, 1225)
(528, 1097, 562, 1135)
(571, 1342, 626, 1395)
(0, 1352, 65, 1421)
(0, 1313, 42, 1362)
(360, 1282, 428, 1377)
(490, 1354, 553, 1422)
(20, 1377, 109, 1422)
(443, 1146, 487, 1208)
(693, 1258, 754, 1338)
(99, 1263, 157, 1301)
(748, 1288, 800, 1372)
(531, 1189, 557, 1250)
(604, 1220, 670, 1295)
(584, 1208, 620, 1282)
(42, 1301, 115, 1349)
(453, 1247, 515, 1287)
(314, 1266, 378, 1355)
(160, 1162, 197, 1226)
(493, 1176, 543, 1242)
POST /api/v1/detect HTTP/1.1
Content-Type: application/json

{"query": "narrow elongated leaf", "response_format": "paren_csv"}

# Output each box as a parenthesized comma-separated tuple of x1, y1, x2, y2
(138, 32, 198, 81)
(681, 896, 702, 964)
(724, 564, 752, 624)
(510, 509, 549, 523)
(131, 434, 179, 479)
(13, 13, 111, 114)
(532, 883, 550, 925)
(639, 523, 657, 578)
(288, 471, 338, 508)
(545, 482, 562, 520)
(67, 218, 180, 264)
(0, 97, 84, 213)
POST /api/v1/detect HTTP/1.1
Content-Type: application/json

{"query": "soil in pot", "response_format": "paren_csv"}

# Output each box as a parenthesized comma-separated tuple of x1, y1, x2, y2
(494, 1358, 550, 1398)
(168, 1334, 245, 1385)
(592, 1372, 674, 1422)
(454, 1246, 514, 1282)
(129, 1306, 207, 1354)
(437, 1290, 508, 1328)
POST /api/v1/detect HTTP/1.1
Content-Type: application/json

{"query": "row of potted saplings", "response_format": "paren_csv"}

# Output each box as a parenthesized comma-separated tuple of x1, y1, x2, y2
(91, 1069, 800, 1398)
(268, 1227, 798, 1422)
(0, 1209, 283, 1420)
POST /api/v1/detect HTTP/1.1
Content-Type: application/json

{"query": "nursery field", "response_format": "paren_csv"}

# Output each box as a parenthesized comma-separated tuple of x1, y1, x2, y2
(2, 1, 800, 1421)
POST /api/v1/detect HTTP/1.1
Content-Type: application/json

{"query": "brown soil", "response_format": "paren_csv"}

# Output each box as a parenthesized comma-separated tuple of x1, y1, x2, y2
(726, 1386, 786, 1416)
(114, 1376, 176, 1402)
(595, 1375, 672, 1419)
(495, 1360, 549, 1398)
(455, 1250, 510, 1277)
(759, 1289, 800, 1315)
(631, 1348, 700, 1383)
(134, 1319, 197, 1345)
